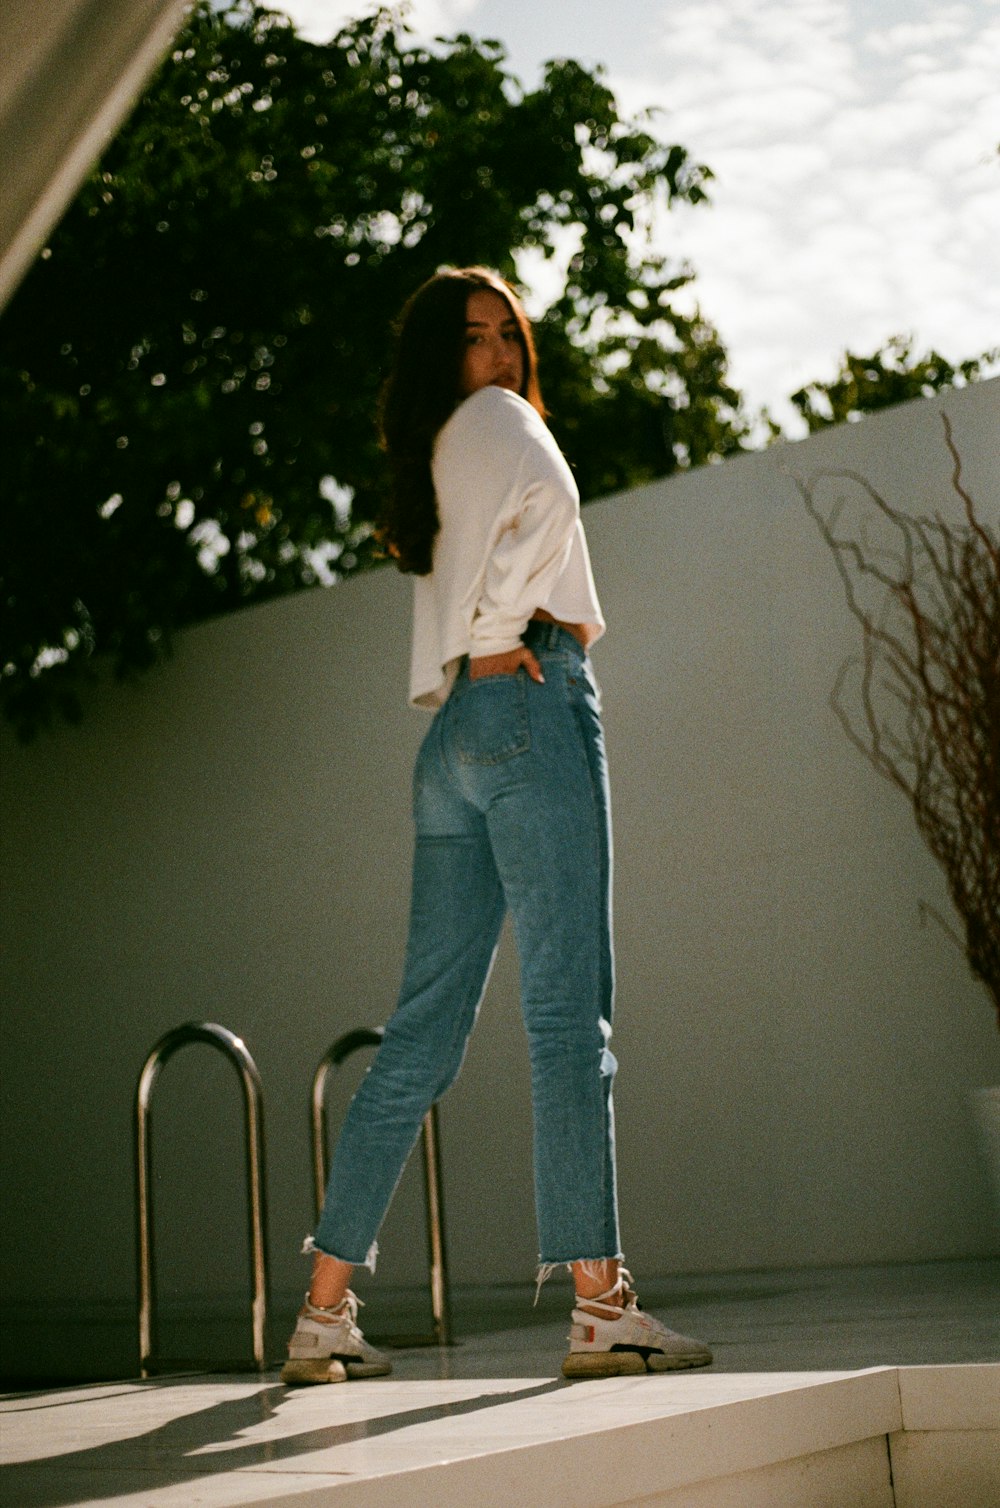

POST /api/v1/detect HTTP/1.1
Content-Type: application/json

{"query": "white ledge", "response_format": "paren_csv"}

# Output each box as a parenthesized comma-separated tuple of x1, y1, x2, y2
(2, 1364, 998, 1507)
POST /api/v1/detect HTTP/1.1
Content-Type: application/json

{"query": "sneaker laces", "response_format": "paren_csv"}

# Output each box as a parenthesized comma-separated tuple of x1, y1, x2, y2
(575, 1267, 639, 1318)
(303, 1289, 362, 1327)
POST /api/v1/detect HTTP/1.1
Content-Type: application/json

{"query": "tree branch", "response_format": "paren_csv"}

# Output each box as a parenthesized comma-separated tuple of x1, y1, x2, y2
(797, 415, 1000, 1026)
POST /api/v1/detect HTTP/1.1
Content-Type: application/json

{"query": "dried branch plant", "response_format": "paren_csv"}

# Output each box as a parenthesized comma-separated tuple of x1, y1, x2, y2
(798, 413, 1000, 1026)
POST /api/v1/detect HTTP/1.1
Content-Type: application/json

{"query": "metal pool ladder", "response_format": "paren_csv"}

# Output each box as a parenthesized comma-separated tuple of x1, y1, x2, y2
(312, 1027, 452, 1346)
(135, 1021, 268, 1375)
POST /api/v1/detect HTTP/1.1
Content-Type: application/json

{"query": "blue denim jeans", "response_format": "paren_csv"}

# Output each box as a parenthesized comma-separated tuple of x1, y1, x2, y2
(312, 620, 622, 1269)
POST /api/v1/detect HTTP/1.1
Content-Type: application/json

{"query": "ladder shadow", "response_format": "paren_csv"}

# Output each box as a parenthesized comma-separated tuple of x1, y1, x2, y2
(1, 1375, 567, 1507)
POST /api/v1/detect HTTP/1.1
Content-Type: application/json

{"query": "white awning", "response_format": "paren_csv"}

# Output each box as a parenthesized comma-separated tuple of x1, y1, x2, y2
(0, 0, 190, 309)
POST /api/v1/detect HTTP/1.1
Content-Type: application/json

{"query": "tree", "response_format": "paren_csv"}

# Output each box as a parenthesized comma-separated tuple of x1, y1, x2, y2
(790, 335, 998, 432)
(0, 0, 746, 736)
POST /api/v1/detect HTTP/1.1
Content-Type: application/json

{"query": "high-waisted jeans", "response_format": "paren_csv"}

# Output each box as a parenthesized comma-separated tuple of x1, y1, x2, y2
(312, 619, 622, 1269)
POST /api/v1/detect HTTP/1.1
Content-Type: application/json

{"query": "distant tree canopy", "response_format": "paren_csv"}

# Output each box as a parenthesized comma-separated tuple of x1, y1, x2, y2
(790, 335, 998, 432)
(0, 0, 747, 735)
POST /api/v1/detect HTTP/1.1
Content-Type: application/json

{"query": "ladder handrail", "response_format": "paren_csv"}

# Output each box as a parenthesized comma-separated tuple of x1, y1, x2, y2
(135, 1021, 268, 1374)
(311, 1028, 385, 1217)
(311, 1029, 452, 1346)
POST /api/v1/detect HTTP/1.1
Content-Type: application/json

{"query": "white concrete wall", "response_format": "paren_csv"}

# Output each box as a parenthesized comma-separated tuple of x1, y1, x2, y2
(2, 382, 998, 1379)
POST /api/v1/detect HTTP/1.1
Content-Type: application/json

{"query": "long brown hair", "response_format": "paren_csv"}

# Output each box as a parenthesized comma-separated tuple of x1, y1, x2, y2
(377, 267, 544, 575)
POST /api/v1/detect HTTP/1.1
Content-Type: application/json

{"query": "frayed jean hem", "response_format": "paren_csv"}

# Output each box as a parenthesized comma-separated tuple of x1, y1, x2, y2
(534, 1253, 624, 1305)
(301, 1235, 379, 1274)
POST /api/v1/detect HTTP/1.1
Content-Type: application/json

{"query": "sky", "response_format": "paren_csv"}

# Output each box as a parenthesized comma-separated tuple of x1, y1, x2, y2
(262, 0, 1000, 428)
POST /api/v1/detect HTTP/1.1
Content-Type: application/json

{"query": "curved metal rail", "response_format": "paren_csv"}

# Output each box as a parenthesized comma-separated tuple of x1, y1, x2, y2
(312, 1028, 452, 1346)
(135, 1021, 268, 1375)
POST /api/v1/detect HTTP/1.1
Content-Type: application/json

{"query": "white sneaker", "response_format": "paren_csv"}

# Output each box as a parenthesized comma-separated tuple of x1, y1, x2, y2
(562, 1270, 712, 1378)
(281, 1291, 392, 1384)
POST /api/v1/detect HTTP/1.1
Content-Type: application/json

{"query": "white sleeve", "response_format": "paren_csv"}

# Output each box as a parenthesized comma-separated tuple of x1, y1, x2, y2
(468, 446, 579, 657)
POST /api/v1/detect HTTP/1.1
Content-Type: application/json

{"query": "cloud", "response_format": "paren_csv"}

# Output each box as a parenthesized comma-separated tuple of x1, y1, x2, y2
(611, 0, 1000, 420)
(862, 6, 975, 58)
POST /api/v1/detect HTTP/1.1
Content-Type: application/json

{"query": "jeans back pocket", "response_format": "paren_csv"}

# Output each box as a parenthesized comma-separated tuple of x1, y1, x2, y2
(452, 674, 531, 765)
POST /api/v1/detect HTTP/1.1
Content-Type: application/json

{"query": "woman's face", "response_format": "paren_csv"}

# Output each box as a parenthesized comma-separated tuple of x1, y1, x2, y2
(459, 288, 525, 398)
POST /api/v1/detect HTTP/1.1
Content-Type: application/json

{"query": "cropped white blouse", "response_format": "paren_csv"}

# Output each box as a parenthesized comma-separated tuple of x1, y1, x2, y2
(408, 385, 605, 708)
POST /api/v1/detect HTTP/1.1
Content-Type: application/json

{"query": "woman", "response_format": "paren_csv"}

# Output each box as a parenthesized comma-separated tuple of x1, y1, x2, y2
(282, 267, 712, 1383)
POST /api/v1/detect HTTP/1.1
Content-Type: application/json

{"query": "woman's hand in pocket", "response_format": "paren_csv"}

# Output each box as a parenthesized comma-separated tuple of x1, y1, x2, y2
(469, 646, 544, 683)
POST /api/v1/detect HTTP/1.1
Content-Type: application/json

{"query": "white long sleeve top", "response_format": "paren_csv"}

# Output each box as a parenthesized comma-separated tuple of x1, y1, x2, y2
(409, 385, 605, 708)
